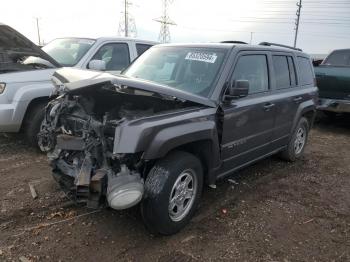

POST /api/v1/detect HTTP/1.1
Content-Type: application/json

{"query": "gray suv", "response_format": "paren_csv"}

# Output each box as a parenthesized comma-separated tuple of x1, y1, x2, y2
(39, 42, 318, 235)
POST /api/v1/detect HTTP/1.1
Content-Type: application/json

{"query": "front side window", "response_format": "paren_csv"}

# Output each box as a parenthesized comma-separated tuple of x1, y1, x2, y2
(297, 57, 314, 85)
(91, 43, 130, 71)
(43, 38, 95, 66)
(123, 47, 228, 97)
(232, 55, 269, 94)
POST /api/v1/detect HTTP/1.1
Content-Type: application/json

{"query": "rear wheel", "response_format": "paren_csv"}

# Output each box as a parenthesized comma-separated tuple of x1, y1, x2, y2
(280, 117, 309, 162)
(141, 151, 203, 235)
(23, 102, 47, 147)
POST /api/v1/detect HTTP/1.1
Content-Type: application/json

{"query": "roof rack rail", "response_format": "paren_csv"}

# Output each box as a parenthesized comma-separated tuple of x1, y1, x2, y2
(259, 42, 302, 51)
(220, 41, 247, 44)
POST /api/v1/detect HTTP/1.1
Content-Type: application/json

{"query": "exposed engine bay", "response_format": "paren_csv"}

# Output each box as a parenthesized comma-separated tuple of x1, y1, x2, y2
(38, 82, 196, 209)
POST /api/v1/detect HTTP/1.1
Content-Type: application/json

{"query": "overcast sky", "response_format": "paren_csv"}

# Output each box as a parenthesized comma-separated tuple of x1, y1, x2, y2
(2, 0, 350, 54)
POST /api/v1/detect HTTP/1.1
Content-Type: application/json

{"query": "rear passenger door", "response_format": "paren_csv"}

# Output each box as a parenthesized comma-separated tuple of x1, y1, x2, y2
(220, 52, 276, 174)
(269, 53, 300, 148)
(270, 53, 314, 149)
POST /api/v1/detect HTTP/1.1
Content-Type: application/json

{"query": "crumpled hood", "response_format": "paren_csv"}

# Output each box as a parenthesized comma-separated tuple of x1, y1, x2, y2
(52, 68, 217, 107)
(0, 24, 60, 67)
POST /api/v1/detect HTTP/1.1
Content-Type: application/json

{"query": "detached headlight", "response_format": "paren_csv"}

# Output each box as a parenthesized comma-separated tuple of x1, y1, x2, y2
(0, 83, 6, 94)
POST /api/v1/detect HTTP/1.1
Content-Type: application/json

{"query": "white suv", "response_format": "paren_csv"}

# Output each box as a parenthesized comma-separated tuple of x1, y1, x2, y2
(0, 23, 157, 145)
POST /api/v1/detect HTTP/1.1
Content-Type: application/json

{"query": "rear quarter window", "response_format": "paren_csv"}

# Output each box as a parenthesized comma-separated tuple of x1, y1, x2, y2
(297, 57, 314, 85)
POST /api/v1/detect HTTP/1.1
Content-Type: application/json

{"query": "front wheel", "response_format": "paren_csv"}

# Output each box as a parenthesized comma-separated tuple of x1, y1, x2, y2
(141, 151, 203, 235)
(280, 117, 310, 162)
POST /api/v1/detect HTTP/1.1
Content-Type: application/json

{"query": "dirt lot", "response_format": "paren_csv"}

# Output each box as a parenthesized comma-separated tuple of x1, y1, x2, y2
(0, 115, 349, 262)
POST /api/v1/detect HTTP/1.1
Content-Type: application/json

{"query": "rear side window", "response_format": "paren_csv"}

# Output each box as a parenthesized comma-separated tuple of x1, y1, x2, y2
(232, 55, 269, 94)
(287, 57, 297, 86)
(272, 55, 298, 89)
(272, 56, 290, 89)
(136, 44, 152, 56)
(297, 57, 314, 85)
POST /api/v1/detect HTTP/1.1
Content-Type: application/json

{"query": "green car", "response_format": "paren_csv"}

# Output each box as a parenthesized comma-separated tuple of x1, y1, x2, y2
(314, 49, 350, 114)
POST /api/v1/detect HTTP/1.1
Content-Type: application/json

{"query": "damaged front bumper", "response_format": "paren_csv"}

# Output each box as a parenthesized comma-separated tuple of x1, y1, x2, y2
(39, 95, 145, 210)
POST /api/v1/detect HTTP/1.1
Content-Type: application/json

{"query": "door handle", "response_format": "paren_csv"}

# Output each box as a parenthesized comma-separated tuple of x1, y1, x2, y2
(263, 103, 275, 111)
(293, 96, 303, 103)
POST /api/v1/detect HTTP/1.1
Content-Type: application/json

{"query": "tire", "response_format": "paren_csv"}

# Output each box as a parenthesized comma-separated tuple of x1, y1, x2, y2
(280, 117, 309, 162)
(23, 102, 47, 147)
(141, 151, 203, 235)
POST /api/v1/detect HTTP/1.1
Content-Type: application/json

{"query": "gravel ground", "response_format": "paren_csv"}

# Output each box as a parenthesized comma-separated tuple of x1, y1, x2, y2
(0, 115, 349, 262)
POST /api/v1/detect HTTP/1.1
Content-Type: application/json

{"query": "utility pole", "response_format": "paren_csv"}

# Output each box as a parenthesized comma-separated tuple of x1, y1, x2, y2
(293, 0, 302, 48)
(154, 0, 176, 43)
(250, 32, 254, 44)
(124, 0, 128, 37)
(118, 0, 137, 37)
(35, 17, 41, 46)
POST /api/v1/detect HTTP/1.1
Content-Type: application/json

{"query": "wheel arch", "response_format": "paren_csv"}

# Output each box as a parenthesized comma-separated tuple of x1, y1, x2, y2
(20, 96, 49, 131)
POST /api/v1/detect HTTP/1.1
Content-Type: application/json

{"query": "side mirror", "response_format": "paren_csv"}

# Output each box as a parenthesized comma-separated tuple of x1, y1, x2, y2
(225, 80, 249, 102)
(88, 60, 106, 71)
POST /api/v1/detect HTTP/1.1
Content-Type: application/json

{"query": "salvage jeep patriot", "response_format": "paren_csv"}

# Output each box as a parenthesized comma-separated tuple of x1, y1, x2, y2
(38, 42, 318, 235)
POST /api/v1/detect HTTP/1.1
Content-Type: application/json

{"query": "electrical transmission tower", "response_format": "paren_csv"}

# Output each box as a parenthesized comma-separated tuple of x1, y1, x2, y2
(118, 0, 137, 37)
(154, 0, 176, 43)
(293, 0, 302, 48)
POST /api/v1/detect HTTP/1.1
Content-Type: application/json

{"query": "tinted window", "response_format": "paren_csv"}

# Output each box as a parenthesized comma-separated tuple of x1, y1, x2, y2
(297, 57, 314, 85)
(136, 44, 152, 56)
(323, 50, 350, 66)
(232, 55, 269, 94)
(273, 56, 290, 89)
(91, 43, 130, 71)
(287, 56, 297, 86)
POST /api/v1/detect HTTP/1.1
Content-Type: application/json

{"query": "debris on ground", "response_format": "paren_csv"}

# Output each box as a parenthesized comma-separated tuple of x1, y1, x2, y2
(28, 183, 37, 199)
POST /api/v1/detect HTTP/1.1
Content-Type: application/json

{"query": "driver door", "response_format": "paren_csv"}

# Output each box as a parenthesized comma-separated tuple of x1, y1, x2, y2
(220, 52, 276, 174)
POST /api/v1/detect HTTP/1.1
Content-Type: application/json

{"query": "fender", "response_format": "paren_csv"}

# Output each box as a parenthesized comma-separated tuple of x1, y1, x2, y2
(12, 81, 53, 102)
(291, 99, 316, 133)
(112, 107, 221, 168)
(11, 82, 53, 125)
(144, 121, 220, 160)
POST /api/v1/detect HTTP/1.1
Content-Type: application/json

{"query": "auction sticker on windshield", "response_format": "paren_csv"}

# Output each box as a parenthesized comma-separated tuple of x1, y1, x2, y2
(185, 52, 217, 63)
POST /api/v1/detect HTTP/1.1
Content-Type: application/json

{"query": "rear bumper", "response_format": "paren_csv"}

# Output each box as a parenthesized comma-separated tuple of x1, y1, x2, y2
(317, 98, 350, 113)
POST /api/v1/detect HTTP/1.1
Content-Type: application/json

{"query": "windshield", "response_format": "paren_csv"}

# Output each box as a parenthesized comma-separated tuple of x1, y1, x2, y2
(123, 46, 227, 97)
(323, 50, 350, 66)
(43, 38, 95, 66)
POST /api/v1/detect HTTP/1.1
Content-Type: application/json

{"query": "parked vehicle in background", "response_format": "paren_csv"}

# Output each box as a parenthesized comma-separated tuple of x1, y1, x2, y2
(0, 23, 157, 146)
(314, 49, 350, 116)
(38, 42, 318, 235)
